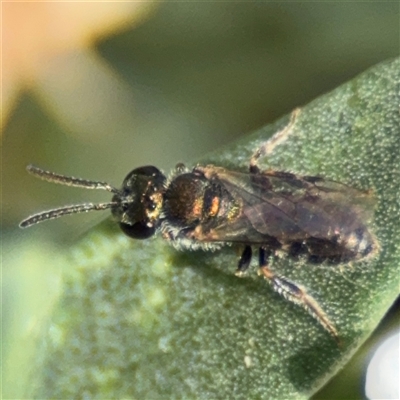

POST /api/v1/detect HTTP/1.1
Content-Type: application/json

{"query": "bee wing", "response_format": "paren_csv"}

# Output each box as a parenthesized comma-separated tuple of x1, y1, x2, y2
(198, 167, 375, 243)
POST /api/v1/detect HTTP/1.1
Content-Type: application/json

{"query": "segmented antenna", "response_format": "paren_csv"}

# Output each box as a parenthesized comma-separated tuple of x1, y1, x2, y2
(25, 165, 119, 193)
(19, 202, 117, 228)
(19, 165, 121, 228)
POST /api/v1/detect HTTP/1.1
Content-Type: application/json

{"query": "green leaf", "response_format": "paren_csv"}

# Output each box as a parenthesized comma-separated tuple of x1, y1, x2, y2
(31, 57, 399, 399)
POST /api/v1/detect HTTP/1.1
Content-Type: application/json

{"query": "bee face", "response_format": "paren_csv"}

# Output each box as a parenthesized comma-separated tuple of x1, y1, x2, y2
(111, 166, 166, 239)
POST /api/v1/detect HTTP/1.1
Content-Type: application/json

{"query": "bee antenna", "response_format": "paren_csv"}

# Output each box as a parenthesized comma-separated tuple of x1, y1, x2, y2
(26, 165, 120, 194)
(20, 165, 123, 228)
(19, 202, 118, 228)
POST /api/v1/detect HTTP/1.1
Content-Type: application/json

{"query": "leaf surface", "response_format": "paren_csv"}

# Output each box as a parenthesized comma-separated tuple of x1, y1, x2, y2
(31, 57, 399, 399)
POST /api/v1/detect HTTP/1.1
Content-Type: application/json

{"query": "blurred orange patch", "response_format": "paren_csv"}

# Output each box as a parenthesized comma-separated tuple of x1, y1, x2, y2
(2, 1, 154, 130)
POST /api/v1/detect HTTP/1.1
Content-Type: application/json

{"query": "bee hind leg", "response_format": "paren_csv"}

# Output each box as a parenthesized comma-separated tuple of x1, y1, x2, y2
(258, 247, 340, 344)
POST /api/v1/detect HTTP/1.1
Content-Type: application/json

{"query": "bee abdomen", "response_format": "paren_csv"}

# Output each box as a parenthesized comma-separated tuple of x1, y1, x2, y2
(341, 227, 377, 261)
(288, 226, 378, 265)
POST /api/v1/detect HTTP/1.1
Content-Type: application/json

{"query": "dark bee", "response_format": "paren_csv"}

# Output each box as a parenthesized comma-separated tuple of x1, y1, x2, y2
(20, 113, 379, 343)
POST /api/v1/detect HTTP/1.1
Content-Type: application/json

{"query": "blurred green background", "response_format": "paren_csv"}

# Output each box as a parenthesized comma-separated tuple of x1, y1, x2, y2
(2, 2, 399, 399)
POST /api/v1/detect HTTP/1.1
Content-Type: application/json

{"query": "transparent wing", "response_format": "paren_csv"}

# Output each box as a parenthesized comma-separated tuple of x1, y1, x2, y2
(196, 166, 375, 244)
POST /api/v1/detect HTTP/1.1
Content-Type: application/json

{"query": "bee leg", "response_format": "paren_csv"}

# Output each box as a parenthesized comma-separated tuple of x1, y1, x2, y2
(249, 108, 301, 174)
(235, 246, 252, 277)
(258, 248, 340, 344)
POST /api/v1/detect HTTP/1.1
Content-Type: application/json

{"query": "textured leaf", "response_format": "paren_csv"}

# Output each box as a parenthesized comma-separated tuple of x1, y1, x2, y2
(31, 57, 399, 399)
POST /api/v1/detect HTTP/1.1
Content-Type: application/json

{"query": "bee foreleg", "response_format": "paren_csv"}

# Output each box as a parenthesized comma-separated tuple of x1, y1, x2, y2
(235, 246, 252, 277)
(249, 108, 301, 173)
(258, 249, 340, 343)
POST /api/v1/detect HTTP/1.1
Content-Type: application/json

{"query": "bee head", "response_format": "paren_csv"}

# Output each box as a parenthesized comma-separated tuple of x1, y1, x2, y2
(112, 166, 166, 239)
(19, 164, 166, 239)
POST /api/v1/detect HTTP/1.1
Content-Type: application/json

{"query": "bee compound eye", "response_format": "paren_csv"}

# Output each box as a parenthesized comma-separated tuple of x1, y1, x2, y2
(132, 166, 162, 177)
(119, 221, 155, 239)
